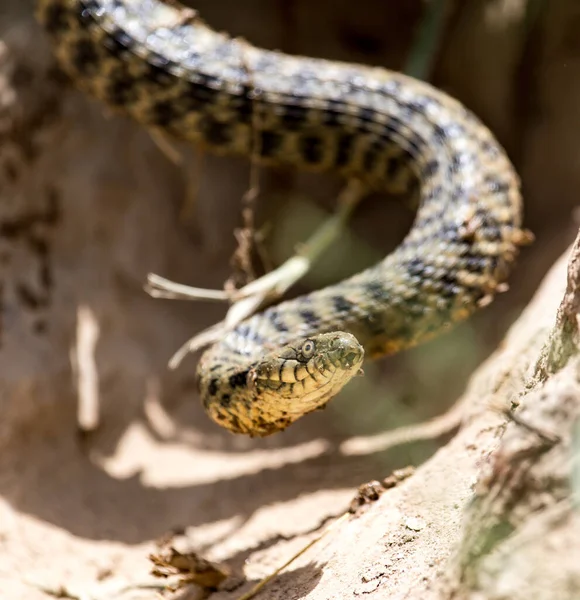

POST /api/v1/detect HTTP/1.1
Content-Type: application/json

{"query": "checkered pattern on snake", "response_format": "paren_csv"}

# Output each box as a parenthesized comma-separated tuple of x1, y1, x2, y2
(36, 0, 532, 436)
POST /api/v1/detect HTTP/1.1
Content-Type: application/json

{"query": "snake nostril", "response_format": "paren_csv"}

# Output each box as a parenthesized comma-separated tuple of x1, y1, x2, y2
(343, 351, 359, 367)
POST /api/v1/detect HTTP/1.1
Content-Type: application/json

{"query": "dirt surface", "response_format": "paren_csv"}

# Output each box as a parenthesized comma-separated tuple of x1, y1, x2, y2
(2, 1, 580, 599)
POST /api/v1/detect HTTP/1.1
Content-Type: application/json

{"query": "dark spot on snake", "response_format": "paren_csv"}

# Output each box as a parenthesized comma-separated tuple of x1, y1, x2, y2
(451, 185, 468, 201)
(433, 125, 448, 144)
(229, 414, 241, 431)
(358, 107, 376, 124)
(104, 69, 136, 106)
(481, 140, 500, 158)
(363, 145, 380, 171)
(440, 271, 457, 285)
(236, 324, 250, 338)
(489, 256, 500, 273)
(248, 329, 265, 344)
(200, 117, 231, 146)
(144, 61, 175, 87)
(426, 184, 443, 203)
(234, 323, 264, 345)
(70, 39, 100, 73)
(407, 97, 431, 114)
(101, 30, 131, 58)
(150, 100, 181, 127)
(281, 105, 309, 130)
(229, 370, 250, 389)
(40, 3, 68, 34)
(259, 130, 283, 158)
(333, 295, 355, 314)
(232, 92, 254, 124)
(415, 210, 433, 227)
(438, 273, 460, 299)
(176, 94, 203, 115)
(396, 102, 415, 121)
(443, 227, 460, 243)
(464, 255, 487, 274)
(434, 123, 462, 143)
(275, 418, 291, 430)
(365, 280, 388, 301)
(186, 80, 219, 104)
(380, 78, 402, 96)
(111, 29, 135, 51)
(384, 115, 403, 135)
(220, 394, 231, 407)
(299, 309, 320, 328)
(422, 159, 439, 179)
(485, 176, 510, 195)
(300, 135, 323, 164)
(481, 226, 503, 242)
(404, 132, 425, 157)
(450, 153, 469, 172)
(406, 257, 426, 277)
(208, 378, 219, 396)
(322, 107, 342, 128)
(385, 155, 404, 179)
(335, 133, 355, 167)
(268, 309, 289, 333)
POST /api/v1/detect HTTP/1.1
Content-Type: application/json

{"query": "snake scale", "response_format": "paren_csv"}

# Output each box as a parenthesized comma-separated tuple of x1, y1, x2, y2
(36, 0, 532, 436)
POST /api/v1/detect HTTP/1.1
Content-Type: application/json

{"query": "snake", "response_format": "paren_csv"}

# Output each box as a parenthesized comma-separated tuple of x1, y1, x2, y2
(36, 0, 532, 437)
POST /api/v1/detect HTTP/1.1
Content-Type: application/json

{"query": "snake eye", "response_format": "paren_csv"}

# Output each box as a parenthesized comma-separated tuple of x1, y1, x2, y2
(301, 339, 316, 359)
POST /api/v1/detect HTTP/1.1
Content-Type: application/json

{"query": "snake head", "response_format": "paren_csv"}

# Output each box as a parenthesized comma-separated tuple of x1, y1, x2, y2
(247, 331, 364, 434)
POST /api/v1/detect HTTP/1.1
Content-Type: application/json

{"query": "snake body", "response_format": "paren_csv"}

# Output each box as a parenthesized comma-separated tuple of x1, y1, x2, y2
(36, 0, 531, 436)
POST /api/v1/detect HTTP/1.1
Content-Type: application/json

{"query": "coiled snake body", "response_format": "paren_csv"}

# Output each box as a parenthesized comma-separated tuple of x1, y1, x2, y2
(37, 0, 531, 436)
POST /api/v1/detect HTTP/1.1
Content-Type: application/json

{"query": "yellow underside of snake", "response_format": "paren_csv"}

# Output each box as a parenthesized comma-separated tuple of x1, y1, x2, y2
(36, 0, 532, 436)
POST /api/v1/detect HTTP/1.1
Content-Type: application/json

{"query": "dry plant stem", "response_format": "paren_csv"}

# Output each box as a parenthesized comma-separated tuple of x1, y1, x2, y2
(227, 39, 264, 286)
(145, 178, 366, 368)
(236, 513, 351, 600)
(145, 274, 229, 301)
(149, 128, 183, 166)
